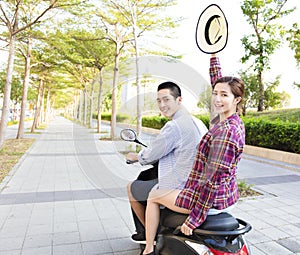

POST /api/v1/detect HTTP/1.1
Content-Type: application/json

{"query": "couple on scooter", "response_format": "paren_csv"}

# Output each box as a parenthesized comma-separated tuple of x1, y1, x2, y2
(126, 54, 246, 255)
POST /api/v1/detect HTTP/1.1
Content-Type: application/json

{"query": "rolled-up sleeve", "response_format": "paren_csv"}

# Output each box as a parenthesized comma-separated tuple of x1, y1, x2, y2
(209, 57, 222, 85)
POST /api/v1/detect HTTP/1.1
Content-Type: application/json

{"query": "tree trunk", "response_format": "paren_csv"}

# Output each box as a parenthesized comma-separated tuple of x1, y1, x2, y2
(74, 90, 80, 119)
(111, 44, 120, 139)
(89, 80, 95, 128)
(257, 71, 264, 112)
(31, 79, 44, 133)
(97, 67, 104, 133)
(0, 34, 16, 148)
(39, 86, 45, 126)
(44, 87, 51, 123)
(79, 90, 83, 123)
(84, 87, 88, 126)
(133, 12, 142, 137)
(130, 2, 142, 138)
(17, 37, 32, 139)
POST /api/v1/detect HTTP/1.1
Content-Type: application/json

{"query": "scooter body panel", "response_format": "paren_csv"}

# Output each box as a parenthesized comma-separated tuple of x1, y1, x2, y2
(156, 231, 250, 255)
(156, 209, 251, 255)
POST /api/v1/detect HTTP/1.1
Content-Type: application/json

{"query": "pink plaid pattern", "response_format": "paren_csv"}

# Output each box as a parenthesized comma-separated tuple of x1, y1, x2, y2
(175, 114, 245, 229)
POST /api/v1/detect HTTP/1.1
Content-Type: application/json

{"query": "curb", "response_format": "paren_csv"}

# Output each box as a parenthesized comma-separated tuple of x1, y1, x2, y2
(244, 145, 300, 167)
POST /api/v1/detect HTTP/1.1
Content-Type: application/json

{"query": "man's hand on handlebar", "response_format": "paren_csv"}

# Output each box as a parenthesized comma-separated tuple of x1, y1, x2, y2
(126, 152, 139, 164)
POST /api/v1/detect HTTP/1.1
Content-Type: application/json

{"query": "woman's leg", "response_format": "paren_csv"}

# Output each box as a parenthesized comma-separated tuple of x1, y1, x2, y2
(142, 189, 190, 254)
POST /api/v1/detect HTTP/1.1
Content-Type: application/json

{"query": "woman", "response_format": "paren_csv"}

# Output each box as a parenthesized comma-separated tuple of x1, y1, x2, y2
(141, 76, 245, 255)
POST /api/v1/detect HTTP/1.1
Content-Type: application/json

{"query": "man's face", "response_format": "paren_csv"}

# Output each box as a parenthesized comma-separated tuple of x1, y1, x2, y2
(156, 88, 181, 118)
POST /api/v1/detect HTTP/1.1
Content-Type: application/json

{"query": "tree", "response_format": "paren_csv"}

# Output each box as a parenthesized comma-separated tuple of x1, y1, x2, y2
(0, 71, 23, 106)
(60, 28, 115, 130)
(16, 32, 33, 138)
(0, 0, 87, 148)
(239, 70, 290, 112)
(197, 85, 211, 113)
(239, 70, 260, 115)
(287, 23, 300, 66)
(240, 0, 295, 112)
(106, 0, 178, 137)
(264, 76, 290, 110)
(94, 4, 132, 139)
(287, 22, 300, 90)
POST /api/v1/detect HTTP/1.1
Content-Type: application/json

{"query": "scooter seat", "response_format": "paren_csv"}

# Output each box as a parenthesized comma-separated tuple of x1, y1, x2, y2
(160, 208, 239, 231)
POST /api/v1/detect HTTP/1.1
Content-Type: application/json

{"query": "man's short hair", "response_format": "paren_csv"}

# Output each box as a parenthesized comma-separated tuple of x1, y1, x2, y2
(157, 81, 181, 98)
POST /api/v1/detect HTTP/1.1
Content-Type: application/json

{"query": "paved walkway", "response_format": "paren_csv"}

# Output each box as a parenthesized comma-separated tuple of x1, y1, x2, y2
(0, 116, 300, 255)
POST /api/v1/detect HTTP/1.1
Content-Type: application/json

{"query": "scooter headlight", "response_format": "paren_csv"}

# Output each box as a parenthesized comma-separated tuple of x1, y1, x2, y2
(185, 240, 214, 255)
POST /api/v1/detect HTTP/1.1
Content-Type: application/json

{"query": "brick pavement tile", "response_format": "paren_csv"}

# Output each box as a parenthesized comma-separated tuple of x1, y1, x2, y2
(280, 224, 300, 236)
(244, 217, 273, 230)
(21, 246, 52, 255)
(255, 241, 293, 255)
(0, 250, 21, 255)
(27, 223, 53, 235)
(53, 222, 78, 233)
(81, 240, 113, 255)
(23, 233, 52, 248)
(53, 243, 84, 255)
(277, 237, 300, 254)
(259, 226, 291, 240)
(53, 231, 81, 245)
(247, 229, 272, 245)
(114, 250, 140, 255)
(102, 218, 132, 239)
(0, 236, 24, 251)
(54, 207, 77, 223)
(109, 237, 139, 253)
(78, 220, 107, 242)
(0, 219, 28, 238)
(93, 199, 121, 220)
(279, 213, 300, 225)
(249, 245, 268, 255)
(260, 215, 289, 227)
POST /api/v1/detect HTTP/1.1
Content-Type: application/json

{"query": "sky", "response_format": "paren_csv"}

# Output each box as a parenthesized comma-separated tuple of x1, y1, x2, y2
(0, 0, 299, 108)
(168, 0, 300, 108)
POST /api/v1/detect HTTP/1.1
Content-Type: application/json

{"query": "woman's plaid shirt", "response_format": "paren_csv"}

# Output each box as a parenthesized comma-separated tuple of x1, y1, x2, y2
(175, 114, 245, 230)
(209, 56, 222, 84)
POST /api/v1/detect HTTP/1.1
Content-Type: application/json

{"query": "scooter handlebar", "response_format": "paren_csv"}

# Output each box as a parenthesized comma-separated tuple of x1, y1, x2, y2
(126, 159, 138, 164)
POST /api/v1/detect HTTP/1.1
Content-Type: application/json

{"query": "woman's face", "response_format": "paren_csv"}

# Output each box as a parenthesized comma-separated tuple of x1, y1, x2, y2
(212, 82, 240, 120)
(157, 88, 181, 119)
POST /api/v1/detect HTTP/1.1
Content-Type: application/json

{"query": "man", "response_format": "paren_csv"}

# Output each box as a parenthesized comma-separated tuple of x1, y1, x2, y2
(126, 81, 208, 242)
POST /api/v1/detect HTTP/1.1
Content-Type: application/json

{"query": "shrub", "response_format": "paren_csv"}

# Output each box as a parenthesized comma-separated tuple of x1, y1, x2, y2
(141, 114, 300, 154)
(99, 113, 130, 122)
(142, 115, 169, 129)
(242, 117, 300, 154)
(194, 114, 210, 129)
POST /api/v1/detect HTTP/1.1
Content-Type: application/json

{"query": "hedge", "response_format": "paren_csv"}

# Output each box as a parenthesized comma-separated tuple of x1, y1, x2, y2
(242, 117, 300, 154)
(100, 113, 299, 154)
(142, 116, 169, 129)
(99, 113, 130, 122)
(141, 115, 300, 154)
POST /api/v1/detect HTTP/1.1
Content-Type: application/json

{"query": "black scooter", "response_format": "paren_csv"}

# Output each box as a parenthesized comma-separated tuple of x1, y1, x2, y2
(120, 128, 252, 255)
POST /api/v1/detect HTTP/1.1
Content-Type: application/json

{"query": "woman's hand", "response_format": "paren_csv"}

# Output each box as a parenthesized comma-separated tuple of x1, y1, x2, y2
(180, 223, 193, 236)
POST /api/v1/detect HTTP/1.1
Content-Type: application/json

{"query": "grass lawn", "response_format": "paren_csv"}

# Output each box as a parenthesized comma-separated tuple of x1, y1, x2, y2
(0, 138, 35, 184)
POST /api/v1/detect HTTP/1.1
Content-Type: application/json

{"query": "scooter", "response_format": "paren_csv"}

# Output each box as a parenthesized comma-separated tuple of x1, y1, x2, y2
(120, 128, 252, 255)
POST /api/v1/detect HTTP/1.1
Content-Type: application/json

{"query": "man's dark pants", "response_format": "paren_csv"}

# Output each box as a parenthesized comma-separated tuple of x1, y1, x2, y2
(130, 162, 158, 234)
